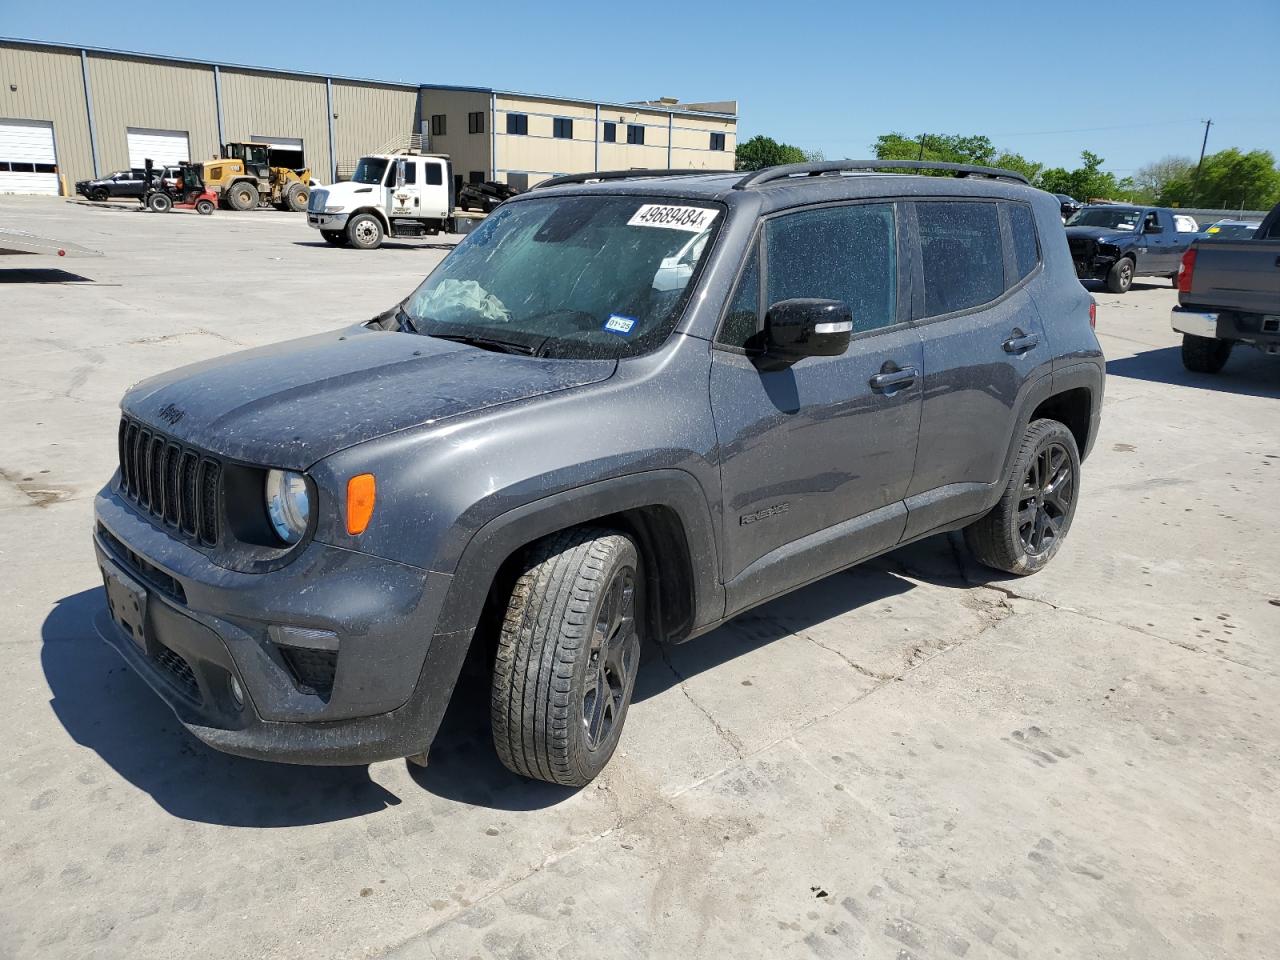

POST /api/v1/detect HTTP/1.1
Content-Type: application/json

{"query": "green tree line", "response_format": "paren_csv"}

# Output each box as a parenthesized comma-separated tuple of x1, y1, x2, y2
(735, 132, 1280, 210)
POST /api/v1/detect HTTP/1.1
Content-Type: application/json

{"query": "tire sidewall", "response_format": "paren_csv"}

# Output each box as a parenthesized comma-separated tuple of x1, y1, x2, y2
(565, 538, 642, 782)
(1002, 422, 1081, 574)
(347, 213, 383, 250)
(1107, 257, 1133, 293)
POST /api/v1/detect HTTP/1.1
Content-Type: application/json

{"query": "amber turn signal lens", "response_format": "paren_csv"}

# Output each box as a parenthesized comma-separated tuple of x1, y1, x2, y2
(346, 474, 376, 535)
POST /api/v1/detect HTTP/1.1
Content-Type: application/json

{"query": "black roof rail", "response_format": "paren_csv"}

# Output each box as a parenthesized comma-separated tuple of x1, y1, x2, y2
(533, 168, 735, 190)
(734, 159, 1030, 190)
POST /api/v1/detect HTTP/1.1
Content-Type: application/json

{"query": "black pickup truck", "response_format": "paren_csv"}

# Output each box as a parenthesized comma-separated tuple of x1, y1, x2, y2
(1066, 205, 1197, 293)
(1171, 201, 1280, 373)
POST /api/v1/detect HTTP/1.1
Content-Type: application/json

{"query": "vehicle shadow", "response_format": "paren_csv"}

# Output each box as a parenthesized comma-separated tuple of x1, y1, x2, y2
(0, 268, 96, 283)
(42, 588, 403, 827)
(1107, 346, 1280, 399)
(1080, 279, 1173, 294)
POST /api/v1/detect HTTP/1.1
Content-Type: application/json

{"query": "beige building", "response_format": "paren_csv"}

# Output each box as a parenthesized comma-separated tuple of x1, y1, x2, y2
(0, 37, 736, 196)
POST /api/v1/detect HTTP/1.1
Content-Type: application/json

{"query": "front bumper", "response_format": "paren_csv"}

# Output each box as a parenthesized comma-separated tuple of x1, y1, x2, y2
(307, 212, 349, 231)
(93, 484, 463, 764)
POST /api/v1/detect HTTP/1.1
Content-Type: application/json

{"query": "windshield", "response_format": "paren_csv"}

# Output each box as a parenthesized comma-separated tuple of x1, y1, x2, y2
(402, 195, 722, 359)
(352, 158, 389, 185)
(1067, 207, 1142, 231)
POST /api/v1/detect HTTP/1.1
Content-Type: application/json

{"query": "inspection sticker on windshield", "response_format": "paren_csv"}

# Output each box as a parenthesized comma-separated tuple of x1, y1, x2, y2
(603, 314, 637, 336)
(628, 204, 719, 233)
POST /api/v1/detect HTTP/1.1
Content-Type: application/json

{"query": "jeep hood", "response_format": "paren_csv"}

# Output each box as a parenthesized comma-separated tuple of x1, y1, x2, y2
(122, 326, 616, 469)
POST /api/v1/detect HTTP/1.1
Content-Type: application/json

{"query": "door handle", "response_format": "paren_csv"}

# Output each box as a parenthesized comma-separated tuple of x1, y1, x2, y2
(1003, 332, 1040, 354)
(869, 367, 918, 392)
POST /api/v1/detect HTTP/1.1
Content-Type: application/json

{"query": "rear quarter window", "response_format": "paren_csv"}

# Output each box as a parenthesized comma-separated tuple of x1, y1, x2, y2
(1007, 202, 1040, 281)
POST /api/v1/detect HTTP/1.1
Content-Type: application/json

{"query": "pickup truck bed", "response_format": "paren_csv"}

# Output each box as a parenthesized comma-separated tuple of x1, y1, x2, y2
(1171, 202, 1280, 373)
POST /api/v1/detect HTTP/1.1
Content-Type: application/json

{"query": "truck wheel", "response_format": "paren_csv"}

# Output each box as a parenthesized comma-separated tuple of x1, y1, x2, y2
(90, 187, 109, 202)
(285, 184, 308, 212)
(226, 181, 259, 211)
(321, 230, 348, 246)
(195, 198, 215, 216)
(491, 528, 643, 786)
(346, 213, 384, 250)
(1105, 257, 1134, 293)
(964, 419, 1081, 576)
(1180, 334, 1232, 374)
(146, 192, 172, 213)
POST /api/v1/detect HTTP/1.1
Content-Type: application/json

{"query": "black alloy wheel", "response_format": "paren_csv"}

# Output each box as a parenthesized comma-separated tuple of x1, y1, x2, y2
(1019, 441, 1074, 557)
(583, 567, 639, 751)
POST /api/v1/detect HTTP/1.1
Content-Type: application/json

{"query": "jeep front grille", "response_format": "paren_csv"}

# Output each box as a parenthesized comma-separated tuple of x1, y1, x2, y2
(117, 416, 221, 546)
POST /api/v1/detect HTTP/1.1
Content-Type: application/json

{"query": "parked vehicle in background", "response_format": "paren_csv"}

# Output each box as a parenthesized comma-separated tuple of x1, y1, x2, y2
(94, 159, 1103, 786)
(1172, 201, 1280, 372)
(1065, 205, 1196, 293)
(1174, 214, 1200, 234)
(138, 160, 217, 216)
(1054, 194, 1081, 223)
(307, 151, 457, 249)
(202, 142, 310, 212)
(457, 179, 519, 213)
(76, 166, 180, 201)
(1202, 219, 1262, 239)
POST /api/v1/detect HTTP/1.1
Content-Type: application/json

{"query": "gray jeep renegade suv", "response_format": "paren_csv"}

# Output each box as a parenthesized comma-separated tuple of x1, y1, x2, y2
(93, 160, 1104, 786)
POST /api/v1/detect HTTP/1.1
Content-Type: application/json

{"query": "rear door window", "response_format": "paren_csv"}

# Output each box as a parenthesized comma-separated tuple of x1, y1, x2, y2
(915, 201, 1005, 316)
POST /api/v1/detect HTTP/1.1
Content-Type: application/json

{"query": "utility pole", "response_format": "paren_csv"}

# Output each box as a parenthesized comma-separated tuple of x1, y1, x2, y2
(917, 134, 927, 161)
(1191, 119, 1212, 205)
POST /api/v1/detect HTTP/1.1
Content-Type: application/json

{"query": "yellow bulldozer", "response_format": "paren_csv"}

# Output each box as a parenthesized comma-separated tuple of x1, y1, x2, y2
(203, 142, 310, 212)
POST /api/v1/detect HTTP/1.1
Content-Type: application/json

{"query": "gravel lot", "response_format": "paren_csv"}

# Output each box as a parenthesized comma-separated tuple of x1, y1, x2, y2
(2, 195, 1278, 960)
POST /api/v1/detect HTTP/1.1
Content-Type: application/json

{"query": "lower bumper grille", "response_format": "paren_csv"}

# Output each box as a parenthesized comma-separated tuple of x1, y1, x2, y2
(154, 642, 201, 702)
(281, 647, 338, 699)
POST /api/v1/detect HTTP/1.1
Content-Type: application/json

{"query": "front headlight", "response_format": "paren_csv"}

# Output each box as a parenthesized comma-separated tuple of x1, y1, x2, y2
(265, 469, 311, 545)
(324, 205, 345, 213)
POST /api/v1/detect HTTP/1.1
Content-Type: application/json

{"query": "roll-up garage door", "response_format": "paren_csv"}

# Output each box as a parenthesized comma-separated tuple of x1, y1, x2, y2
(0, 119, 59, 195)
(252, 135, 305, 170)
(126, 128, 190, 169)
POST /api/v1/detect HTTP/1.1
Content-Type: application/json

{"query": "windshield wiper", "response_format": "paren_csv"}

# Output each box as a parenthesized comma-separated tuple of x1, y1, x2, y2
(428, 332, 543, 356)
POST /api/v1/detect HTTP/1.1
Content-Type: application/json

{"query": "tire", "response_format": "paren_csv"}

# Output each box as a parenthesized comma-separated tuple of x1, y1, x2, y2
(146, 192, 172, 213)
(195, 198, 215, 216)
(491, 528, 643, 786)
(1170, 272, 1180, 287)
(90, 187, 109, 202)
(964, 419, 1081, 576)
(1105, 257, 1134, 293)
(286, 184, 308, 212)
(1180, 334, 1232, 374)
(321, 230, 348, 246)
(346, 212, 384, 250)
(225, 181, 259, 211)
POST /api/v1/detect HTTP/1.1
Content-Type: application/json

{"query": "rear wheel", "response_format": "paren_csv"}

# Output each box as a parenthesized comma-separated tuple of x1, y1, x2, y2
(321, 230, 348, 246)
(346, 213, 384, 250)
(1180, 334, 1232, 374)
(491, 528, 643, 786)
(146, 192, 172, 213)
(225, 181, 259, 211)
(1105, 257, 1134, 293)
(964, 419, 1081, 576)
(285, 184, 308, 212)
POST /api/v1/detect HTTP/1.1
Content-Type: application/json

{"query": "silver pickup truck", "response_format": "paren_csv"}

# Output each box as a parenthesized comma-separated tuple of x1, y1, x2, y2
(1171, 201, 1280, 372)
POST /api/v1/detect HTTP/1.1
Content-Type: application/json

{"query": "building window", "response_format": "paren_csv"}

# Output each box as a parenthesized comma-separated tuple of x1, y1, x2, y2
(626, 124, 645, 145)
(710, 132, 726, 151)
(469, 170, 485, 184)
(602, 122, 616, 143)
(553, 117, 573, 140)
(506, 113, 528, 136)
(468, 111, 484, 135)
(429, 114, 446, 137)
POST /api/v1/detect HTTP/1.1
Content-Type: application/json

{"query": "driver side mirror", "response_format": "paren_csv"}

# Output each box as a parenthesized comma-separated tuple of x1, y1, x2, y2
(757, 299, 853, 370)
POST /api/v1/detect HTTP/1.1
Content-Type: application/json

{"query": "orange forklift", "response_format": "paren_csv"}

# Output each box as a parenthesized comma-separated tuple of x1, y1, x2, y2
(140, 159, 218, 215)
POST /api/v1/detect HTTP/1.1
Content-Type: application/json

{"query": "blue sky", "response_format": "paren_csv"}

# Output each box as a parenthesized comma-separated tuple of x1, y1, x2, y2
(6, 0, 1278, 176)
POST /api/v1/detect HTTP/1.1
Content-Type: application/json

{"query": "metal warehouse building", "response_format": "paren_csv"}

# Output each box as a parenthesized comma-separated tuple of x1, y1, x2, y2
(0, 38, 737, 197)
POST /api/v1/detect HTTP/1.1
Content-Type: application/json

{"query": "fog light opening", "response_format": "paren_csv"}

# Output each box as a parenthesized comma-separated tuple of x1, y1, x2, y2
(229, 675, 245, 710)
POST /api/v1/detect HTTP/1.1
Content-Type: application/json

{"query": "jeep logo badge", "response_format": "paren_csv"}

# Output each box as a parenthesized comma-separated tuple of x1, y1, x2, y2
(158, 403, 185, 426)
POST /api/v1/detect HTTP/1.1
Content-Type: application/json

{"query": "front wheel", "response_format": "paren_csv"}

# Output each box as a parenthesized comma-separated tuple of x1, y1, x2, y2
(1105, 257, 1134, 294)
(225, 181, 259, 211)
(346, 213, 384, 250)
(90, 187, 109, 202)
(195, 198, 215, 216)
(285, 184, 308, 212)
(964, 419, 1081, 576)
(491, 528, 643, 786)
(1181, 334, 1232, 374)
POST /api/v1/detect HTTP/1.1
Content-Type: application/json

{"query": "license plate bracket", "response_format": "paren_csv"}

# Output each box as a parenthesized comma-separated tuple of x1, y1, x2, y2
(103, 564, 151, 656)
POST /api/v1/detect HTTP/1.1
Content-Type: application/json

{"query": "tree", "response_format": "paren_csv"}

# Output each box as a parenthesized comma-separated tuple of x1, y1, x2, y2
(735, 135, 809, 171)
(1133, 155, 1194, 203)
(873, 132, 996, 168)
(1038, 151, 1122, 201)
(1158, 149, 1280, 210)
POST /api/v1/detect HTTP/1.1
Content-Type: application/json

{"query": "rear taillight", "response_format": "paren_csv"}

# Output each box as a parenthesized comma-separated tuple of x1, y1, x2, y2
(1088, 301, 1097, 329)
(1177, 248, 1197, 293)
